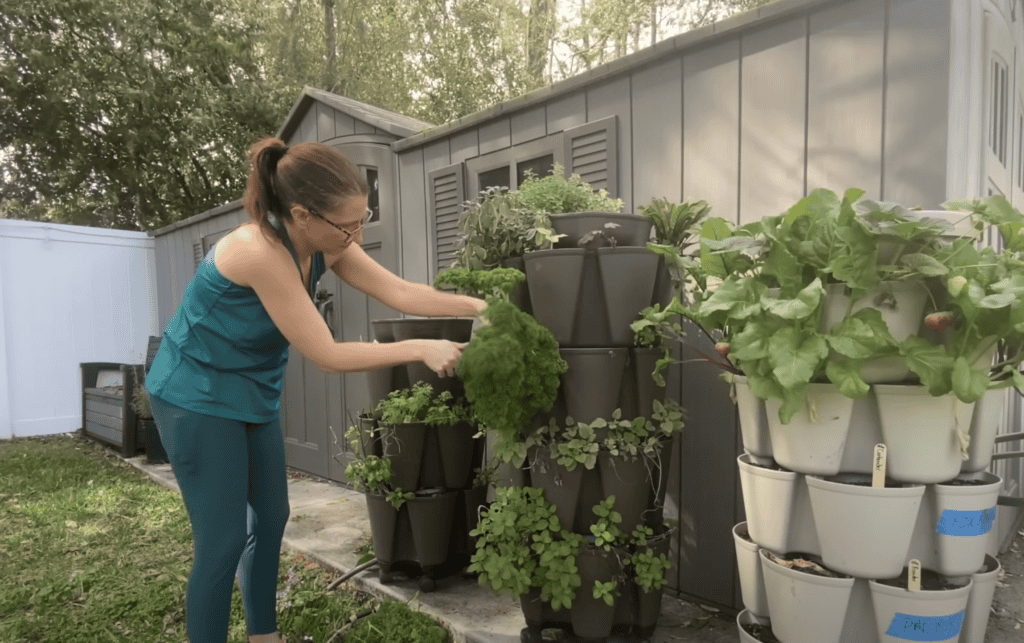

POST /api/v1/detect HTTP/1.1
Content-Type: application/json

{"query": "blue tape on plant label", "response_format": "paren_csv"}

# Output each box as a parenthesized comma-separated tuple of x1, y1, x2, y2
(935, 507, 996, 536)
(885, 610, 965, 641)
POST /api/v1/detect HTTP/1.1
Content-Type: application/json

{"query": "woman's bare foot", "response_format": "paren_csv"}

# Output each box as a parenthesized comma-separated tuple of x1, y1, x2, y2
(248, 633, 285, 643)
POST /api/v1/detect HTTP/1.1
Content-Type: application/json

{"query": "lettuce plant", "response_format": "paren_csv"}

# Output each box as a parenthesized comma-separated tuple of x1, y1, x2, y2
(633, 188, 1021, 423)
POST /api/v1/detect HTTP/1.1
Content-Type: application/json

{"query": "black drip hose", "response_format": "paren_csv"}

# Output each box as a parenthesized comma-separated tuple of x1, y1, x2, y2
(326, 558, 378, 591)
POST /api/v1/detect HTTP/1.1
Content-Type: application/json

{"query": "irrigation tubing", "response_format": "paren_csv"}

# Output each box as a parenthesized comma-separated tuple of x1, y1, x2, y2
(326, 558, 379, 592)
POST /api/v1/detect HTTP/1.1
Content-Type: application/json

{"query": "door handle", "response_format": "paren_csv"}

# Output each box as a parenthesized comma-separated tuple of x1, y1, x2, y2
(314, 287, 335, 337)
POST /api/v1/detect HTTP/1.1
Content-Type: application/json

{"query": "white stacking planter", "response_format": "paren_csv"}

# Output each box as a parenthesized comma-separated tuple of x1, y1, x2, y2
(732, 380, 1004, 643)
(875, 385, 975, 484)
(868, 573, 972, 643)
(764, 383, 855, 476)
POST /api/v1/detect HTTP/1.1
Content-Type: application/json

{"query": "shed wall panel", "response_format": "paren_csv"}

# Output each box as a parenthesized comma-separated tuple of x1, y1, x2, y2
(631, 58, 683, 207)
(739, 18, 808, 225)
(354, 119, 375, 135)
(511, 106, 547, 146)
(806, 1, 885, 200)
(318, 103, 337, 141)
(479, 119, 512, 156)
(398, 150, 429, 287)
(675, 318, 741, 608)
(155, 236, 173, 332)
(450, 130, 479, 164)
(298, 107, 317, 144)
(883, 0, 950, 207)
(335, 110, 356, 137)
(587, 76, 634, 209)
(684, 39, 741, 225)
(547, 92, 587, 134)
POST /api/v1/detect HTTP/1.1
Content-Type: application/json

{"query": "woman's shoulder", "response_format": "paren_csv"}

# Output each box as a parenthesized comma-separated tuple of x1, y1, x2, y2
(214, 222, 283, 288)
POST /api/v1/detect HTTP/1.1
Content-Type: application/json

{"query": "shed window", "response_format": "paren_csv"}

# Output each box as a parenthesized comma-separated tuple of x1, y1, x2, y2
(992, 57, 1009, 167)
(516, 154, 555, 185)
(363, 166, 380, 224)
(478, 166, 511, 190)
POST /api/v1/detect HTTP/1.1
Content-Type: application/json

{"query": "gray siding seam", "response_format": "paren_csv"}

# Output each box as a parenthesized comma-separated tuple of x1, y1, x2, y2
(803, 13, 811, 198)
(880, 0, 890, 200)
(629, 73, 634, 213)
(680, 52, 685, 201)
(391, 0, 844, 154)
(737, 36, 743, 226)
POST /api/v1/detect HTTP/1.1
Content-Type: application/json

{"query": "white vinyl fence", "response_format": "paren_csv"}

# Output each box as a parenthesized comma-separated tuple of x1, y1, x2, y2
(0, 219, 158, 439)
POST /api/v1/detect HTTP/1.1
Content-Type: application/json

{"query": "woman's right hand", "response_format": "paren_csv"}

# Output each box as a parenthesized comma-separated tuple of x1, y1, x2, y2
(418, 339, 468, 378)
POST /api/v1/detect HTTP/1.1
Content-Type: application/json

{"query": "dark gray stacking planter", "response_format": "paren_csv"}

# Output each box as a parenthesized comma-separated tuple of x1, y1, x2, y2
(549, 212, 653, 249)
(524, 247, 661, 347)
(559, 347, 668, 423)
(391, 317, 474, 397)
(502, 255, 533, 315)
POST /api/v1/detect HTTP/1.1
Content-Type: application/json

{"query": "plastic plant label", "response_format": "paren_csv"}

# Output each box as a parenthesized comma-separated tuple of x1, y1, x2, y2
(936, 507, 997, 536)
(884, 610, 965, 641)
(908, 560, 921, 592)
(873, 443, 887, 488)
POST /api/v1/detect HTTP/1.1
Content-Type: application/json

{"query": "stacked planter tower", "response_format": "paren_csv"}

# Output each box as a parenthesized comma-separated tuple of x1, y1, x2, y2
(358, 317, 487, 592)
(507, 212, 680, 642)
(729, 210, 1007, 643)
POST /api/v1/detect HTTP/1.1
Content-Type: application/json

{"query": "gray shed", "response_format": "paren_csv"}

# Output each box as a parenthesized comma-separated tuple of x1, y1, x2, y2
(152, 0, 1024, 611)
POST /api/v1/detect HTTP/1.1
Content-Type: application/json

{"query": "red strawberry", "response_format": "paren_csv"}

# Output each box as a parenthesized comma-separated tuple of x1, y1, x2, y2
(924, 312, 955, 332)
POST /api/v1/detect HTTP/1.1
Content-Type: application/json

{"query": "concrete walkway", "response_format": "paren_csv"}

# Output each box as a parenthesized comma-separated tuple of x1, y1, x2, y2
(124, 456, 741, 643)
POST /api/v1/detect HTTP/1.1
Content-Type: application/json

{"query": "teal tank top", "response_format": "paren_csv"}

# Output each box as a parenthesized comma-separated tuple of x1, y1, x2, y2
(146, 216, 327, 423)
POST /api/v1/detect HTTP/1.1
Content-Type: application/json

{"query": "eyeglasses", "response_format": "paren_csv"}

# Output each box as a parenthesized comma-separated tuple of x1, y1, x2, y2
(309, 207, 373, 243)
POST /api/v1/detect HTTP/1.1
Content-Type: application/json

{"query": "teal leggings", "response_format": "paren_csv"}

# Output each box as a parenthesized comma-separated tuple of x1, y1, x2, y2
(149, 395, 290, 642)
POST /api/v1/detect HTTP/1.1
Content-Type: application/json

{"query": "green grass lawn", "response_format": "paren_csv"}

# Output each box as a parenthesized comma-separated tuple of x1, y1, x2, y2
(0, 434, 376, 643)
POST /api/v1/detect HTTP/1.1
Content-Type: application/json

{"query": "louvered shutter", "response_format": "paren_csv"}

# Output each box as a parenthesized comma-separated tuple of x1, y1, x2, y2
(563, 115, 619, 198)
(428, 163, 465, 280)
(193, 242, 204, 270)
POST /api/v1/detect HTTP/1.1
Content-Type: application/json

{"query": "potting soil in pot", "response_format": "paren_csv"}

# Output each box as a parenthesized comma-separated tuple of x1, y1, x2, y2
(874, 567, 967, 592)
(760, 551, 850, 579)
(740, 622, 781, 643)
(939, 479, 990, 487)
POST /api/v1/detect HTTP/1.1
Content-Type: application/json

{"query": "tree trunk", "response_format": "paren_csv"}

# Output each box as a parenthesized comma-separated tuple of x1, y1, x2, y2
(323, 0, 337, 88)
(527, 0, 555, 84)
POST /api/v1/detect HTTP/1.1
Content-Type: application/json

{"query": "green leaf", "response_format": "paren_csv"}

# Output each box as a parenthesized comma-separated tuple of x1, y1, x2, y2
(978, 293, 1017, 309)
(825, 308, 899, 359)
(700, 218, 733, 279)
(900, 336, 954, 396)
(762, 278, 824, 320)
(825, 359, 870, 399)
(899, 253, 950, 276)
(768, 329, 828, 390)
(952, 357, 989, 403)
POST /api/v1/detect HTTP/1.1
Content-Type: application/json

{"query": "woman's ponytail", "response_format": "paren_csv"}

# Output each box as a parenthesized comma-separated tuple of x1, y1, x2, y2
(244, 138, 290, 241)
(242, 136, 368, 242)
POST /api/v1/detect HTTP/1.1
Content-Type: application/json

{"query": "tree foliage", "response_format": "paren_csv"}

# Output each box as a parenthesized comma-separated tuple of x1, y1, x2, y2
(1, 0, 777, 229)
(0, 0, 290, 229)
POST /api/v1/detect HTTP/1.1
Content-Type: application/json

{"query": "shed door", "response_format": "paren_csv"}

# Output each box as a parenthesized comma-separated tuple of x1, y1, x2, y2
(279, 143, 401, 482)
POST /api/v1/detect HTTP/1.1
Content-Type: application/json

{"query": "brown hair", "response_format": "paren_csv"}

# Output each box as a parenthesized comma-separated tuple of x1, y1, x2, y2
(243, 137, 368, 241)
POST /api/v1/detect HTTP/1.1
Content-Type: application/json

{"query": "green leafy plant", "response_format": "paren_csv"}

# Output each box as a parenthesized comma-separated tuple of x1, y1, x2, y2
(531, 415, 600, 472)
(631, 548, 672, 593)
(638, 197, 712, 251)
(589, 496, 624, 550)
(432, 266, 526, 302)
(457, 299, 568, 443)
(516, 163, 624, 215)
(386, 489, 415, 510)
(592, 579, 618, 607)
(468, 486, 583, 610)
(344, 456, 393, 497)
(447, 186, 563, 271)
(375, 382, 473, 427)
(633, 188, 1014, 423)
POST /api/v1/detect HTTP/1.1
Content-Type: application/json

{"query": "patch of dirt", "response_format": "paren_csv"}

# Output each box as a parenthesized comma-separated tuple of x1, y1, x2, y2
(986, 527, 1024, 642)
